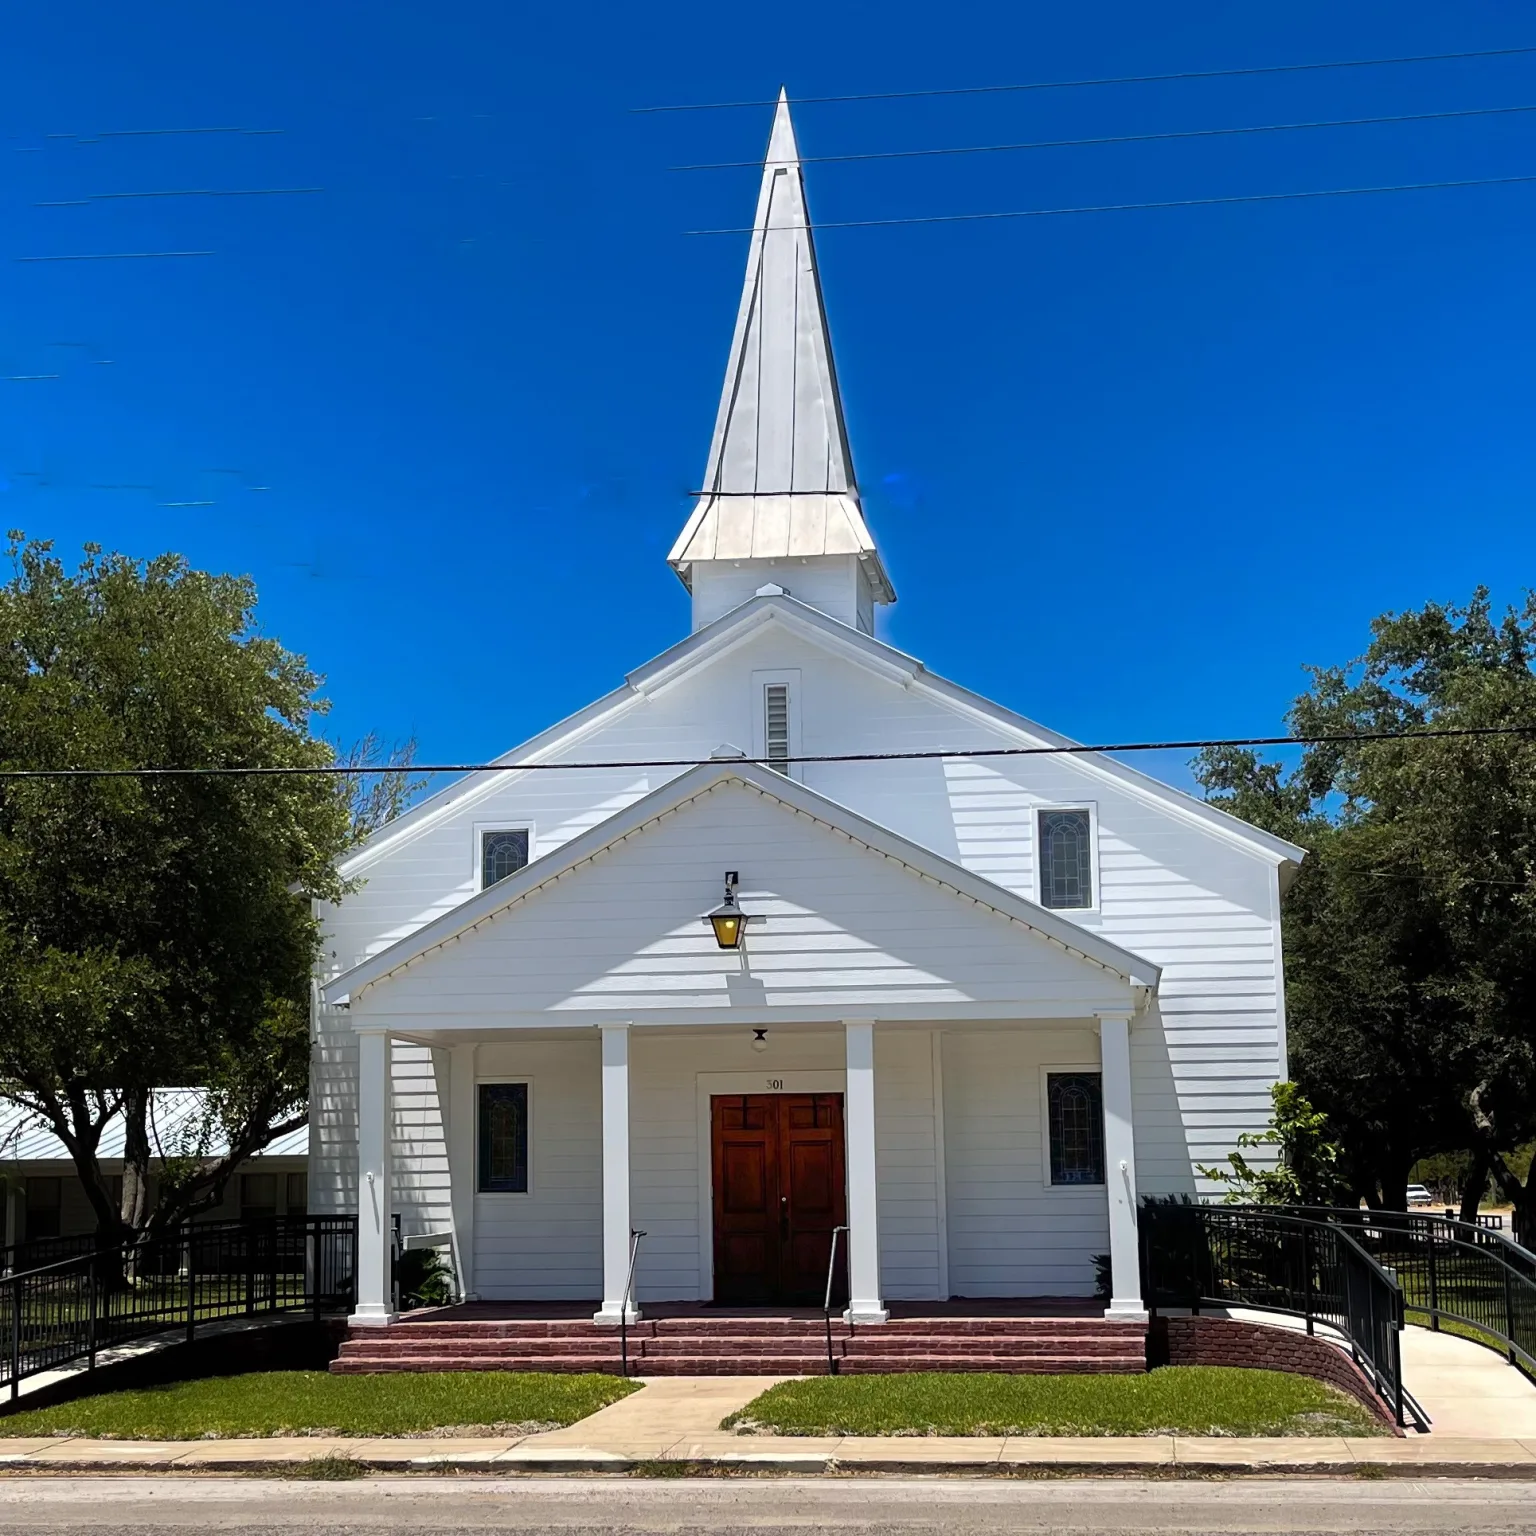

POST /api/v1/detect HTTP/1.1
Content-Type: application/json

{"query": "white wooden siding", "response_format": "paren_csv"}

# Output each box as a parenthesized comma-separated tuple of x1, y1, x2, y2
(942, 1028, 1110, 1297)
(471, 1038, 603, 1301)
(312, 615, 1286, 1216)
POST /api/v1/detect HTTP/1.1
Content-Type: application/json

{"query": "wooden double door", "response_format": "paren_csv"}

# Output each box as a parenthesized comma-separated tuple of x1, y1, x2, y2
(711, 1094, 848, 1307)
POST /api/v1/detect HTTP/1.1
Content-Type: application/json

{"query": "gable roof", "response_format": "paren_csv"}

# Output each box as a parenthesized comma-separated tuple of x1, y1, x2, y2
(668, 90, 893, 604)
(324, 757, 1160, 1005)
(0, 1090, 307, 1166)
(337, 592, 1304, 881)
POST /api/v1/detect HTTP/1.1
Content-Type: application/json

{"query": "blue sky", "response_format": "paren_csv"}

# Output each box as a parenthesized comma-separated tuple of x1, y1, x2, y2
(4, 2, 1534, 793)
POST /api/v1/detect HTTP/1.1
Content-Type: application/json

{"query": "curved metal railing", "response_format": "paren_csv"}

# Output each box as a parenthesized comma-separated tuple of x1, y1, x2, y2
(1, 1216, 357, 1402)
(1139, 1201, 1427, 1429)
(1283, 1206, 1535, 1379)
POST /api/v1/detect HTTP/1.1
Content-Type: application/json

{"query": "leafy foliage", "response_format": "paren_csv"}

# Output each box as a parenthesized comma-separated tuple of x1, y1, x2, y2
(0, 535, 413, 1239)
(396, 1245, 455, 1309)
(1197, 1082, 1347, 1206)
(1194, 589, 1536, 1241)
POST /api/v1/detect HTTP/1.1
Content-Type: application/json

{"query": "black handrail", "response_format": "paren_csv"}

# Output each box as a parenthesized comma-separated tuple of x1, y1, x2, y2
(619, 1229, 646, 1378)
(1281, 1206, 1536, 1380)
(1140, 1201, 1426, 1430)
(0, 1233, 97, 1278)
(823, 1225, 848, 1375)
(1, 1215, 357, 1402)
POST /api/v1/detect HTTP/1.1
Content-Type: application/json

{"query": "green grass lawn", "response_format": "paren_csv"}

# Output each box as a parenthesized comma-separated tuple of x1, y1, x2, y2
(0, 1370, 637, 1439)
(723, 1368, 1389, 1438)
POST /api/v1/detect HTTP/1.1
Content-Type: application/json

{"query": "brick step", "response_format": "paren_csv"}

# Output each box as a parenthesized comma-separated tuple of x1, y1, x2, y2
(373, 1319, 1133, 1343)
(340, 1330, 1140, 1358)
(838, 1355, 1145, 1375)
(331, 1352, 1144, 1377)
(380, 1323, 613, 1340)
(340, 1337, 629, 1357)
(330, 1353, 826, 1376)
(841, 1338, 1143, 1358)
(631, 1335, 1138, 1358)
(331, 1355, 627, 1375)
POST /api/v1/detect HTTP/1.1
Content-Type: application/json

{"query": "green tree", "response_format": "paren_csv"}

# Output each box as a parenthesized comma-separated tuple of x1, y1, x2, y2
(0, 535, 413, 1242)
(1198, 1082, 1348, 1206)
(1195, 591, 1536, 1243)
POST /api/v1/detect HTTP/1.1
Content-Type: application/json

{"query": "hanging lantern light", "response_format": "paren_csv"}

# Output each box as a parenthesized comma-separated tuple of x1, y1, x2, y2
(703, 871, 761, 950)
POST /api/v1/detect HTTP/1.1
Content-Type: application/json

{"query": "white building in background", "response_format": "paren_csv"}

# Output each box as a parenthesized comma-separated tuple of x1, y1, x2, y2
(1, 1091, 308, 1255)
(311, 93, 1303, 1328)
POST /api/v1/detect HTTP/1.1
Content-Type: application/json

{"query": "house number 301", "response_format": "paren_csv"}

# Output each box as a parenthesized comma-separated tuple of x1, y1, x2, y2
(765, 1078, 784, 1090)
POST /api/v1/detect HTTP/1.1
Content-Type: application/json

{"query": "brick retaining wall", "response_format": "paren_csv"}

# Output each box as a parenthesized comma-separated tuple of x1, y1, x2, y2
(1151, 1315, 1403, 1434)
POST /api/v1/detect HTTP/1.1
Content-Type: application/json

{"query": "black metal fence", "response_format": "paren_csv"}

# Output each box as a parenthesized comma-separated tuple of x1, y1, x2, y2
(2, 1215, 357, 1400)
(1140, 1201, 1420, 1428)
(0, 1234, 98, 1278)
(1283, 1206, 1536, 1381)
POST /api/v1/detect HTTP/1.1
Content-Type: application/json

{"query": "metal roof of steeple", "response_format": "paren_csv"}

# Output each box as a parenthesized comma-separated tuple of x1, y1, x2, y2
(669, 90, 895, 604)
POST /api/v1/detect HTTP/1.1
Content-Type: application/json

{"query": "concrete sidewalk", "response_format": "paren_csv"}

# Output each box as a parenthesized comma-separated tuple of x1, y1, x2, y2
(3, 1377, 1536, 1476)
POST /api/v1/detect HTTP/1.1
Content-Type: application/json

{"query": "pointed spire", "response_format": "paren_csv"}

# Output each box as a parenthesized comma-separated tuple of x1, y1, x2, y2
(669, 90, 894, 613)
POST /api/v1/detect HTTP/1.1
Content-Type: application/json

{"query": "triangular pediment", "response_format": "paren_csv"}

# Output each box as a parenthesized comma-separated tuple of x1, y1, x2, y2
(328, 763, 1155, 1026)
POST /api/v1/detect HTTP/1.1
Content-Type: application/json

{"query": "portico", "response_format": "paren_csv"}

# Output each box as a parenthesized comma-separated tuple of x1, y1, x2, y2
(327, 758, 1158, 1331)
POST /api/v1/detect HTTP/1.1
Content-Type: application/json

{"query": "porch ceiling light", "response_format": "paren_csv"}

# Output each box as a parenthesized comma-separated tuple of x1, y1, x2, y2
(704, 870, 761, 950)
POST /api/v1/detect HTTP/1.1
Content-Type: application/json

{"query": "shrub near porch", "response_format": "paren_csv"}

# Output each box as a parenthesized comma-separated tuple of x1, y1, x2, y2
(723, 1368, 1390, 1437)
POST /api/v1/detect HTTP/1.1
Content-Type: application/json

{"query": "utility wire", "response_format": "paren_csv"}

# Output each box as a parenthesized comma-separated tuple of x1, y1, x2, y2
(685, 172, 1536, 233)
(636, 44, 1536, 112)
(36, 188, 323, 206)
(672, 102, 1536, 171)
(13, 250, 215, 263)
(2, 725, 1534, 780)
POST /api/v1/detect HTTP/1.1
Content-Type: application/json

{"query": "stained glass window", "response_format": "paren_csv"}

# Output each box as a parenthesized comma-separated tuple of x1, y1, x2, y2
(481, 828, 529, 889)
(1047, 1072, 1105, 1186)
(477, 1082, 529, 1193)
(1038, 809, 1093, 909)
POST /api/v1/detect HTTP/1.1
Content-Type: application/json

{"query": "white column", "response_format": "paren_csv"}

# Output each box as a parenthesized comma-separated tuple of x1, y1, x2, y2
(349, 1027, 397, 1326)
(594, 1021, 637, 1325)
(447, 1043, 478, 1302)
(1097, 1012, 1147, 1321)
(843, 1019, 887, 1323)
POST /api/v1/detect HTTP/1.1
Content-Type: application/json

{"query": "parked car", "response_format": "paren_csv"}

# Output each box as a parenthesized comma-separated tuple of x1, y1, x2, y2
(1405, 1183, 1435, 1207)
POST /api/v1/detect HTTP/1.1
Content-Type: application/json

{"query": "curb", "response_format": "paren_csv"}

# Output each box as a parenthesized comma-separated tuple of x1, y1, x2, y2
(3, 1451, 1536, 1479)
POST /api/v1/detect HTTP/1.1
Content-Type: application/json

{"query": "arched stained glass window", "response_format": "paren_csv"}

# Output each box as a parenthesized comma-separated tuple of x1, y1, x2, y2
(481, 828, 529, 889)
(1047, 1072, 1105, 1186)
(1037, 809, 1093, 909)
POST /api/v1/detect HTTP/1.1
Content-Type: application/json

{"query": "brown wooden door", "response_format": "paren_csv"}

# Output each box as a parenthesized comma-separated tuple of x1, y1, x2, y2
(710, 1094, 847, 1306)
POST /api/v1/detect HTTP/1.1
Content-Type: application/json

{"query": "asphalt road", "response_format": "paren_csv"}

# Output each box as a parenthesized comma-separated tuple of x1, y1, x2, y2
(0, 1477, 1534, 1535)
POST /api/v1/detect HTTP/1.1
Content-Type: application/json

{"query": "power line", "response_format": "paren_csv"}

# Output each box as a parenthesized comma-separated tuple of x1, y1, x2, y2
(684, 172, 1536, 234)
(2, 725, 1534, 781)
(635, 44, 1536, 112)
(13, 250, 215, 263)
(36, 188, 323, 206)
(48, 127, 284, 139)
(671, 102, 1536, 171)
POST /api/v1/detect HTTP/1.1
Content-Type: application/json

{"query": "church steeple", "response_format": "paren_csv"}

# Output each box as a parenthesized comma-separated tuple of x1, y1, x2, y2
(669, 90, 895, 634)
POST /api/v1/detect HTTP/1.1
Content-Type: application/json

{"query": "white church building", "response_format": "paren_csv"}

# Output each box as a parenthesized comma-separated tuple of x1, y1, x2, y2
(313, 94, 1303, 1331)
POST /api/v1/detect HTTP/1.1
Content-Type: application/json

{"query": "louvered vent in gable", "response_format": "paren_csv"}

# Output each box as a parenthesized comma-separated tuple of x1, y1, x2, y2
(764, 684, 791, 774)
